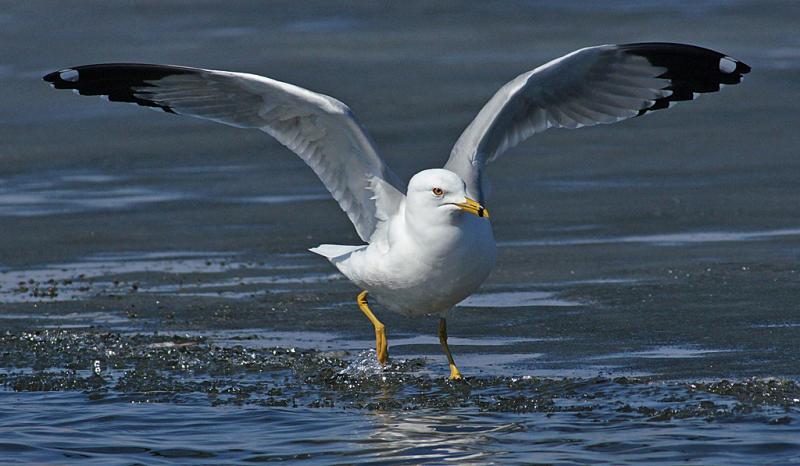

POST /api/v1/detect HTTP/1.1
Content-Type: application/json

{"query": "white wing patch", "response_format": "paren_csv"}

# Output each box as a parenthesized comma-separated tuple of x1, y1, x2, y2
(59, 69, 79, 82)
(719, 57, 737, 73)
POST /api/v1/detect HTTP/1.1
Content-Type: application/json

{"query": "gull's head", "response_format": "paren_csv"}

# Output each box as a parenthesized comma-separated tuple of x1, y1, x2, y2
(405, 169, 489, 224)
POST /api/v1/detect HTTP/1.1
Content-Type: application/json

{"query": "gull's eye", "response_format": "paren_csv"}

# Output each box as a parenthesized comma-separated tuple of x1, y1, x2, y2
(432, 187, 444, 197)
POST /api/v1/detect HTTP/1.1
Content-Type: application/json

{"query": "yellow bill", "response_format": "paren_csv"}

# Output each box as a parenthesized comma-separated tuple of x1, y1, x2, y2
(456, 197, 489, 218)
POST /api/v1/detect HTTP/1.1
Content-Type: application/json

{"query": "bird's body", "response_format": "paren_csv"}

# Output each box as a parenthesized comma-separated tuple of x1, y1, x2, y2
(313, 170, 497, 317)
(44, 42, 750, 378)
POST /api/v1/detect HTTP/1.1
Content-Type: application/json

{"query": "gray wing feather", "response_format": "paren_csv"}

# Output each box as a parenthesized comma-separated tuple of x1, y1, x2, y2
(44, 64, 405, 242)
(443, 43, 750, 203)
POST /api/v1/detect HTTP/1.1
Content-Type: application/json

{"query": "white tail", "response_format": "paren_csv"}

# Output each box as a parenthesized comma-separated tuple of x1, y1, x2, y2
(309, 244, 365, 260)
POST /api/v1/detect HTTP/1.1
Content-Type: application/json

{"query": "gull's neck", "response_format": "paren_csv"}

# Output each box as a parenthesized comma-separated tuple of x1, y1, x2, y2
(403, 203, 472, 248)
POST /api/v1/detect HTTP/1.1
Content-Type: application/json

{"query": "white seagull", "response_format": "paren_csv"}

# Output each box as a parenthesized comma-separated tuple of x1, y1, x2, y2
(45, 43, 749, 379)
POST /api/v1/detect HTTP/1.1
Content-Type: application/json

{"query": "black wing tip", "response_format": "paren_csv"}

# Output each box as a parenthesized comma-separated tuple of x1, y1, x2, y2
(620, 42, 751, 76)
(42, 63, 197, 113)
(43, 67, 84, 90)
(43, 63, 196, 85)
(42, 70, 61, 83)
(619, 43, 750, 117)
(735, 59, 752, 75)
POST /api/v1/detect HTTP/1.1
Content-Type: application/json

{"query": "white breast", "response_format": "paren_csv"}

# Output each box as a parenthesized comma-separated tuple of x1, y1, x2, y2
(337, 214, 497, 316)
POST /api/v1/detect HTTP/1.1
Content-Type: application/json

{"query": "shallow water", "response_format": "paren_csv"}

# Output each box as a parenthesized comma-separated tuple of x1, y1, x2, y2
(2, 0, 800, 464)
(0, 329, 799, 464)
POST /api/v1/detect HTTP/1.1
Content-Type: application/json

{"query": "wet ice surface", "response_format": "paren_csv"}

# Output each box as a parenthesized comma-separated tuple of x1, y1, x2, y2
(499, 227, 800, 247)
(458, 291, 580, 307)
(0, 168, 332, 217)
(4, 0, 800, 463)
(2, 247, 799, 464)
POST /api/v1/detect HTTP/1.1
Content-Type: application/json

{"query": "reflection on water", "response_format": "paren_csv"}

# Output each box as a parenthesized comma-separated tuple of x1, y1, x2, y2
(459, 290, 579, 307)
(233, 193, 330, 204)
(0, 169, 335, 217)
(593, 346, 735, 360)
(499, 227, 800, 247)
(366, 410, 518, 463)
(0, 186, 185, 216)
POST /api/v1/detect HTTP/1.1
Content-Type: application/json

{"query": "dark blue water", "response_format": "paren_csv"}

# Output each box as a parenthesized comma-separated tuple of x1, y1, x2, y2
(2, 391, 798, 464)
(1, 0, 799, 464)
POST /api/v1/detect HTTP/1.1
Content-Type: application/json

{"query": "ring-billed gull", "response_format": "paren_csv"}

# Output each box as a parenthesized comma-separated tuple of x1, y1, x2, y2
(45, 43, 749, 379)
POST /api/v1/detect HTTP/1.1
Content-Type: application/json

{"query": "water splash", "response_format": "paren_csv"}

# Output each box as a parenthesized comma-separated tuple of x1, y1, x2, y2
(339, 350, 392, 377)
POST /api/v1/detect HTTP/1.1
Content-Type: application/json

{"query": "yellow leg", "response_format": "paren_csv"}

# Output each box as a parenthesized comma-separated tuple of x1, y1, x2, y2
(357, 291, 388, 365)
(438, 318, 463, 380)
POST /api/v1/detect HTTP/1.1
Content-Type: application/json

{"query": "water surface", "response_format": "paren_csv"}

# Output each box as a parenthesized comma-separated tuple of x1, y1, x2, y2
(1, 0, 799, 464)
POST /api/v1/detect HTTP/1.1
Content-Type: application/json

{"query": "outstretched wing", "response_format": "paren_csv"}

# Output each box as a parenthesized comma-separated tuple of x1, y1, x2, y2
(443, 43, 751, 203)
(44, 64, 405, 242)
